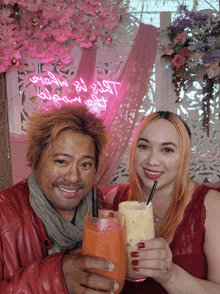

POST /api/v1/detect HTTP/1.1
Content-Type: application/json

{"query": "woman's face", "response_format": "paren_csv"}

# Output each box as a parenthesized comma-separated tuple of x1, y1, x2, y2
(134, 118, 180, 194)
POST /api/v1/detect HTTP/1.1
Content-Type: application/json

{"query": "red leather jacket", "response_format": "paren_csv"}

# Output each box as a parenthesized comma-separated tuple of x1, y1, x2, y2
(0, 180, 69, 293)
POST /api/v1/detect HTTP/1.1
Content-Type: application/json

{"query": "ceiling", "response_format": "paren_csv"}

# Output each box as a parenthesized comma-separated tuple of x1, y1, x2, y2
(127, 0, 219, 27)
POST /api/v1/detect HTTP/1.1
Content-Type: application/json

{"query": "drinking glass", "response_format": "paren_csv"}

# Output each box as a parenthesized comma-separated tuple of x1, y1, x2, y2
(119, 201, 155, 282)
(81, 210, 126, 293)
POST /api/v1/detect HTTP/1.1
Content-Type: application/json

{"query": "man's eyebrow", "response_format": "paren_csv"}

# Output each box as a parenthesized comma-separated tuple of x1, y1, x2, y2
(52, 153, 95, 160)
(137, 138, 177, 148)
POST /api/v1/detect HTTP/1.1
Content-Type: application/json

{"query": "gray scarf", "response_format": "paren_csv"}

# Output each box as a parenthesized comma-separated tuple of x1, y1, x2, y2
(28, 171, 92, 255)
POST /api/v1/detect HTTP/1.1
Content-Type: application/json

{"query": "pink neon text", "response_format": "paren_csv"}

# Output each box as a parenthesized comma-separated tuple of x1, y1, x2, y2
(29, 71, 121, 110)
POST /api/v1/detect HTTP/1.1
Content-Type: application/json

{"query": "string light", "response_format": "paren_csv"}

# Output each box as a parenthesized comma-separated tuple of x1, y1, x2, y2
(105, 35, 113, 44)
(11, 57, 18, 65)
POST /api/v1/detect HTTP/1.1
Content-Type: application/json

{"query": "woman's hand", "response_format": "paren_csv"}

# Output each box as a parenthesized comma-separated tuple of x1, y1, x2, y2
(63, 251, 119, 294)
(131, 237, 173, 284)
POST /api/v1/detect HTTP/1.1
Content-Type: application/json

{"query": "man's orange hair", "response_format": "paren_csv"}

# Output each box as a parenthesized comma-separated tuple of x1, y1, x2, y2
(26, 105, 108, 171)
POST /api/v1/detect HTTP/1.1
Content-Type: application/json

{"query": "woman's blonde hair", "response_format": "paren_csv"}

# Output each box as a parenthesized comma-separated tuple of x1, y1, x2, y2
(128, 111, 194, 241)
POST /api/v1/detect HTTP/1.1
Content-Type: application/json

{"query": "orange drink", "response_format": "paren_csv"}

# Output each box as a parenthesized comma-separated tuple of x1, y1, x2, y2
(119, 201, 155, 282)
(82, 210, 126, 294)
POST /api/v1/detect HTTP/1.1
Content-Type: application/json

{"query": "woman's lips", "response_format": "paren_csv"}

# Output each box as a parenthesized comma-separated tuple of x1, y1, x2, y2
(143, 168, 163, 180)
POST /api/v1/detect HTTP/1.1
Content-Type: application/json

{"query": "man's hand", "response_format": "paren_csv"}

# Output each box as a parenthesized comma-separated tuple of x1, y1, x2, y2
(62, 251, 119, 294)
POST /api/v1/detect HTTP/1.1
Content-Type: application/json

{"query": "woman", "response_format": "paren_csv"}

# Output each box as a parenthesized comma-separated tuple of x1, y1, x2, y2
(106, 111, 220, 293)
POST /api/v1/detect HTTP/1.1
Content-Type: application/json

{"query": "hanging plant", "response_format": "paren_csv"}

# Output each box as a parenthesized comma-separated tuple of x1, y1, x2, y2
(159, 4, 220, 134)
(0, 0, 128, 73)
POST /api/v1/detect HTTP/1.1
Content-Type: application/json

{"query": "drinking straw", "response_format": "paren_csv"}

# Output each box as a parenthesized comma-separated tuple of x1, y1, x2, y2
(92, 187, 99, 217)
(146, 180, 158, 205)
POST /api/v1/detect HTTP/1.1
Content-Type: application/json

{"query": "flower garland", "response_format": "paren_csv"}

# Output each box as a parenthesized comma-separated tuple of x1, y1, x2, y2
(159, 5, 220, 135)
(0, 0, 128, 73)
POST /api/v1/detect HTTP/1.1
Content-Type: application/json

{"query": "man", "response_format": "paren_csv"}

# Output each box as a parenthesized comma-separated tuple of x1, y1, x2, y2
(0, 105, 118, 293)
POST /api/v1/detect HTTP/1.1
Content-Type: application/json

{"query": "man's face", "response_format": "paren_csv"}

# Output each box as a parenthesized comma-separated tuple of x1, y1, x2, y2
(34, 129, 96, 221)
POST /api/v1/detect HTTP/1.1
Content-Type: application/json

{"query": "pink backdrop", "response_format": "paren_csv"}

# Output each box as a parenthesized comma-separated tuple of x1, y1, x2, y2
(10, 23, 158, 186)
(96, 23, 158, 184)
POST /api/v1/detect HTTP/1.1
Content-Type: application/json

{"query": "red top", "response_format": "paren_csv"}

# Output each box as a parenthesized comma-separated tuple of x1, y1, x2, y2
(214, 187, 220, 193)
(113, 184, 213, 293)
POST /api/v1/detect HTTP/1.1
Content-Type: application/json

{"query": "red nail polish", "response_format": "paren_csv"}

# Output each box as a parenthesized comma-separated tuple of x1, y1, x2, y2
(131, 252, 139, 258)
(133, 267, 139, 272)
(138, 242, 145, 249)
(131, 260, 139, 266)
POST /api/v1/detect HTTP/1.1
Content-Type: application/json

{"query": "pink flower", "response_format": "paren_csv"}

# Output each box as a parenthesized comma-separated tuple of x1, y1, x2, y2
(172, 54, 186, 68)
(204, 58, 220, 78)
(0, 6, 13, 22)
(79, 41, 92, 48)
(174, 32, 188, 44)
(188, 62, 196, 70)
(60, 54, 72, 64)
(0, 0, 126, 73)
(193, 51, 203, 61)
(13, 50, 21, 60)
(179, 47, 190, 57)
(165, 45, 174, 55)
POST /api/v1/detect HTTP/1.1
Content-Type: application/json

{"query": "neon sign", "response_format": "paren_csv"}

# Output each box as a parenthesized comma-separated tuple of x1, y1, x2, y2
(29, 71, 121, 112)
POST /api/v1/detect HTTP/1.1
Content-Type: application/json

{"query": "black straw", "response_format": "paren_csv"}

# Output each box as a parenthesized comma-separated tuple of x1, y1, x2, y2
(146, 180, 158, 205)
(92, 187, 99, 217)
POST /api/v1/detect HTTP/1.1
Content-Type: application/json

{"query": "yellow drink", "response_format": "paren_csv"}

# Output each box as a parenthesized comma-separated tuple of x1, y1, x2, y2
(119, 201, 155, 281)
